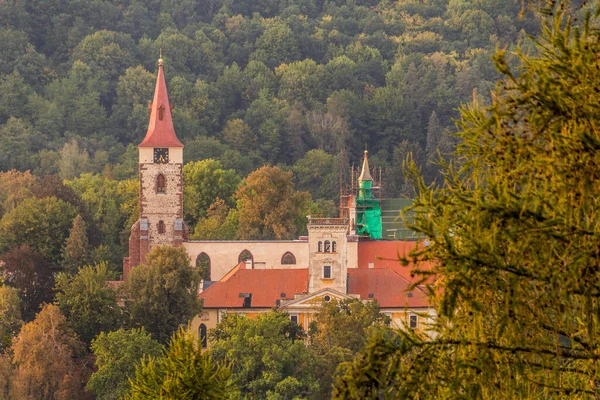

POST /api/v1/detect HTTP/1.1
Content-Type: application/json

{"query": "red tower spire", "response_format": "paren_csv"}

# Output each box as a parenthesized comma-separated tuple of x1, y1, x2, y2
(138, 54, 183, 148)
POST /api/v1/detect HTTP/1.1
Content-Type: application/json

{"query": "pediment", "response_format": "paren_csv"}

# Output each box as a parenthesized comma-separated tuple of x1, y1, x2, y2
(280, 287, 358, 309)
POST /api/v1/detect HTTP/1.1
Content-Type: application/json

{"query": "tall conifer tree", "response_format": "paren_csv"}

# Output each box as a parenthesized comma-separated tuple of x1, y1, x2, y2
(61, 214, 91, 274)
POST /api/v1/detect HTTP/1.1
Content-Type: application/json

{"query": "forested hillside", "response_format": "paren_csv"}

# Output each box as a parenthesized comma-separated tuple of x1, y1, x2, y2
(0, 0, 547, 271)
(0, 0, 540, 187)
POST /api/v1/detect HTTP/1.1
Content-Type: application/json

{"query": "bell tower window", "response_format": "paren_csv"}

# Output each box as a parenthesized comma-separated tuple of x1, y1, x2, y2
(156, 174, 166, 193)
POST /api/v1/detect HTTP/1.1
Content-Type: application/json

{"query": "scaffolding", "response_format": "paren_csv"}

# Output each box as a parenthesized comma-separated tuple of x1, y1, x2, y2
(339, 164, 383, 239)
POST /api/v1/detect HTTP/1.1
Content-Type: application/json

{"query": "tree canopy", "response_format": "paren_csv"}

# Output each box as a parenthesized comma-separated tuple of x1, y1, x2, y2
(127, 327, 238, 400)
(87, 328, 163, 400)
(210, 311, 319, 399)
(126, 245, 202, 343)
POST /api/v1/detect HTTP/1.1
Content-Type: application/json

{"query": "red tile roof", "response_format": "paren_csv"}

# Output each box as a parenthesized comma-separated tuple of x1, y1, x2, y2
(139, 60, 184, 148)
(200, 264, 309, 308)
(357, 240, 433, 282)
(348, 268, 429, 308)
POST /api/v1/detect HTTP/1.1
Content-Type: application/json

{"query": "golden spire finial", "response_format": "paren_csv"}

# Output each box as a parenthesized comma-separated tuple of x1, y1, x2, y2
(158, 48, 163, 66)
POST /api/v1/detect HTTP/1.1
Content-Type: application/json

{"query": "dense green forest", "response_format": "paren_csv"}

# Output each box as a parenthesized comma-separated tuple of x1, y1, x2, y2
(0, 0, 540, 187)
(0, 0, 552, 271)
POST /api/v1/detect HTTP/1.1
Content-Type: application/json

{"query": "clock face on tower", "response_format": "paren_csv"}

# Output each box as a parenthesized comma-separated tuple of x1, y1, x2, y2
(154, 148, 169, 164)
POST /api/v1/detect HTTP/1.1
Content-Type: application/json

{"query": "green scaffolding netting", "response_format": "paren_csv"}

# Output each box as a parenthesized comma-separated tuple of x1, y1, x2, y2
(356, 180, 382, 239)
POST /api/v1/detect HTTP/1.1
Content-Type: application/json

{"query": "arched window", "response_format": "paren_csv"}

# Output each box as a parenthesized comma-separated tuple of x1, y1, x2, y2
(158, 220, 165, 234)
(199, 324, 207, 348)
(281, 252, 296, 265)
(332, 241, 337, 253)
(324, 240, 331, 253)
(239, 250, 253, 264)
(156, 174, 166, 193)
(318, 241, 323, 252)
(196, 253, 211, 281)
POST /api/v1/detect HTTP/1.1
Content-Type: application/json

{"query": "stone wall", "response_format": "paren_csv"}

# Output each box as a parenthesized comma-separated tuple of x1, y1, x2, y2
(183, 240, 309, 281)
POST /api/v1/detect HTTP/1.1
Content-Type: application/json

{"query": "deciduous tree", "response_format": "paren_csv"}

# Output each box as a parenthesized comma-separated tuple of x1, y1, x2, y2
(182, 159, 240, 227)
(9, 304, 92, 400)
(87, 328, 163, 400)
(0, 245, 54, 320)
(126, 246, 201, 343)
(310, 298, 390, 399)
(191, 199, 238, 240)
(235, 166, 312, 240)
(0, 285, 21, 351)
(55, 263, 123, 344)
(210, 311, 318, 399)
(0, 196, 77, 264)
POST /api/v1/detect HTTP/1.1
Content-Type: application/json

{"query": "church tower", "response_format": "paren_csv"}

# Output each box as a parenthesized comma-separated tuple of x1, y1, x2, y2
(123, 55, 186, 280)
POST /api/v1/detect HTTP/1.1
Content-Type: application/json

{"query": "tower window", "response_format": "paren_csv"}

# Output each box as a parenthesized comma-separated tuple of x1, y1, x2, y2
(156, 174, 166, 193)
(281, 252, 296, 265)
(324, 241, 331, 252)
(318, 241, 323, 252)
(323, 265, 331, 279)
(332, 241, 337, 253)
(158, 220, 165, 234)
(158, 104, 165, 121)
(409, 315, 418, 329)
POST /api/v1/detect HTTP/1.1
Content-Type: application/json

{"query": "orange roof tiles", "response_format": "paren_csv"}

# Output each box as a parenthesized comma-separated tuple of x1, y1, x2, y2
(139, 60, 184, 148)
(357, 240, 433, 282)
(200, 267, 309, 308)
(348, 268, 429, 308)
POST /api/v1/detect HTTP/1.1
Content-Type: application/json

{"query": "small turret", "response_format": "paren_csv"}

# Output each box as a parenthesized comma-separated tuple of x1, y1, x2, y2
(358, 150, 372, 182)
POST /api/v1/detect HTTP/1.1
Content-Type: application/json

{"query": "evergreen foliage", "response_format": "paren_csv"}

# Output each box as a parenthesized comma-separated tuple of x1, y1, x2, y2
(61, 214, 91, 274)
(127, 327, 238, 400)
(335, 6, 600, 399)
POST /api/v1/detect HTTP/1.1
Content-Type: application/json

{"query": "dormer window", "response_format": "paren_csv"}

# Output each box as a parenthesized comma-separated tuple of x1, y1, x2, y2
(156, 174, 166, 193)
